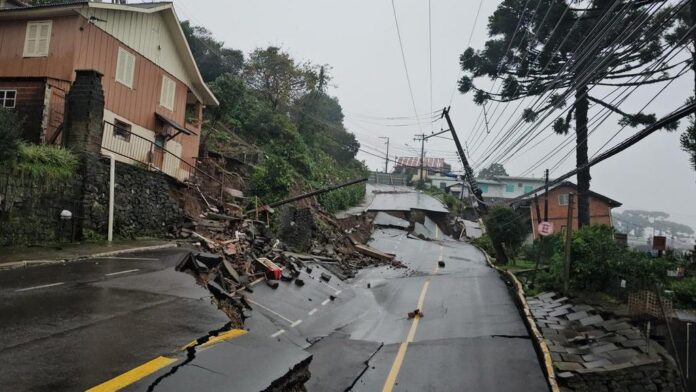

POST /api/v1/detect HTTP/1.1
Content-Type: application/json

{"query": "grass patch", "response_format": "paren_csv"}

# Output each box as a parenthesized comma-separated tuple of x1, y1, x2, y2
(13, 143, 78, 181)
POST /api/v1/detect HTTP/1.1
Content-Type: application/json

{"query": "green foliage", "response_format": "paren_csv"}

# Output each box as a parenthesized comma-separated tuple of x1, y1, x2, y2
(477, 163, 508, 179)
(473, 234, 496, 257)
(671, 278, 696, 308)
(483, 205, 529, 256)
(13, 143, 77, 181)
(681, 114, 696, 172)
(249, 155, 295, 204)
(423, 186, 466, 215)
(535, 225, 671, 294)
(0, 107, 22, 162)
(181, 21, 244, 82)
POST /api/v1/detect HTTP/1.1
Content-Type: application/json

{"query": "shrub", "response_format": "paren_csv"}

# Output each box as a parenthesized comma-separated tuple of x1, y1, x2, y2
(248, 155, 295, 204)
(13, 143, 78, 181)
(483, 205, 529, 263)
(672, 278, 696, 308)
(0, 108, 22, 162)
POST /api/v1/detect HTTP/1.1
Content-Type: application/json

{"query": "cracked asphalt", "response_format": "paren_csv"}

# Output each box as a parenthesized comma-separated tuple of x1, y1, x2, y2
(0, 190, 548, 391)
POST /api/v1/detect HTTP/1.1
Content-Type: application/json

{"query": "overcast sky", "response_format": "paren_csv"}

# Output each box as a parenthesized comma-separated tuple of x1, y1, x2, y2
(170, 0, 696, 230)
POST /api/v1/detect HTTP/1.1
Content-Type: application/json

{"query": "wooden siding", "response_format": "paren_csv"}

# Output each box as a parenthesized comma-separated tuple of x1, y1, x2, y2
(530, 185, 616, 238)
(0, 78, 45, 143)
(0, 16, 79, 81)
(0, 13, 201, 168)
(78, 7, 194, 92)
(44, 78, 69, 144)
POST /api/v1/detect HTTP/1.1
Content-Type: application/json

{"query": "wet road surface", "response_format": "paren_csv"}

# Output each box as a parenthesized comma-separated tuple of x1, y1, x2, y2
(0, 248, 229, 392)
(0, 189, 547, 391)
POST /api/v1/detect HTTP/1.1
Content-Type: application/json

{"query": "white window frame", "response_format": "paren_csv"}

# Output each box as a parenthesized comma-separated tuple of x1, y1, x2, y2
(160, 75, 176, 111)
(558, 193, 569, 206)
(0, 89, 17, 108)
(115, 47, 136, 88)
(23, 21, 52, 57)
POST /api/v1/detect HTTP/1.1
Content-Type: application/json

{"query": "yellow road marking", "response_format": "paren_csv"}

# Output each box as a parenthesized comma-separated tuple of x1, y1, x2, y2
(181, 329, 247, 351)
(382, 262, 440, 392)
(86, 356, 176, 392)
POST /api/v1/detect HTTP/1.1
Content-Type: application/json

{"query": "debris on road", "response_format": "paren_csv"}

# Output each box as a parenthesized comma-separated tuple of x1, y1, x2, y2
(407, 309, 424, 319)
(438, 261, 445, 268)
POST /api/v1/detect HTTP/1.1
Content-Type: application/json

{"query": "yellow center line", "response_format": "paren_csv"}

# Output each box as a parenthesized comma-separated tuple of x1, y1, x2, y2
(382, 253, 441, 392)
(86, 356, 176, 392)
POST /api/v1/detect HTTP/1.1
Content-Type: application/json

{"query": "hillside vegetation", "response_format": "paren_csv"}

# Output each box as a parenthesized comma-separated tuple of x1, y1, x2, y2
(182, 22, 367, 212)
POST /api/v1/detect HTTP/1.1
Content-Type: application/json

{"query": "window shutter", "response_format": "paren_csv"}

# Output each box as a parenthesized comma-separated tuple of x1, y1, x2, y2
(126, 53, 135, 87)
(24, 23, 38, 56)
(161, 76, 175, 110)
(116, 51, 125, 84)
(37, 23, 50, 55)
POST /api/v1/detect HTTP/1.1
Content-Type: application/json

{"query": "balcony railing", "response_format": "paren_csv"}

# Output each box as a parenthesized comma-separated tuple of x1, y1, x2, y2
(100, 121, 218, 184)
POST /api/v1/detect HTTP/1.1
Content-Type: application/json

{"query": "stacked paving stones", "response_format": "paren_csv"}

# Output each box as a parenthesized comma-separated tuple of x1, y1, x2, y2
(528, 292, 680, 392)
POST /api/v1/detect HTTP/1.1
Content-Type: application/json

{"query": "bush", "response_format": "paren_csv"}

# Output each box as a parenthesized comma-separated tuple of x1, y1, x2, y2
(0, 108, 22, 162)
(473, 234, 495, 257)
(483, 205, 529, 263)
(672, 278, 696, 308)
(248, 155, 295, 204)
(13, 143, 78, 181)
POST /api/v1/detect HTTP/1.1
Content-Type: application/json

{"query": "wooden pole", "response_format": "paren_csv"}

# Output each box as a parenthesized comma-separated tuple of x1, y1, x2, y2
(563, 193, 575, 295)
(531, 195, 543, 287)
(255, 196, 259, 221)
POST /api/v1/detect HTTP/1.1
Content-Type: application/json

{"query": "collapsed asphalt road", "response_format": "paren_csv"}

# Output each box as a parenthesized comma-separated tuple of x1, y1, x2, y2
(0, 189, 548, 391)
(0, 248, 230, 391)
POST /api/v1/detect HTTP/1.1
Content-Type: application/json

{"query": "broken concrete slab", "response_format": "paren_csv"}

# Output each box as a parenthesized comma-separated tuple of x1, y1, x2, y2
(373, 212, 410, 229)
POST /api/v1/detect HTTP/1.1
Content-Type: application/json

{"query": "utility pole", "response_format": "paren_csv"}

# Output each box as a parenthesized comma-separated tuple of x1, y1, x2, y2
(531, 195, 543, 287)
(441, 107, 485, 210)
(414, 134, 426, 187)
(563, 193, 575, 295)
(379, 137, 390, 173)
(544, 169, 549, 221)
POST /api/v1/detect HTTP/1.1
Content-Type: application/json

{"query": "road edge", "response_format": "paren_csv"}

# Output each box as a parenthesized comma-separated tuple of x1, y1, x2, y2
(473, 244, 560, 392)
(0, 243, 178, 271)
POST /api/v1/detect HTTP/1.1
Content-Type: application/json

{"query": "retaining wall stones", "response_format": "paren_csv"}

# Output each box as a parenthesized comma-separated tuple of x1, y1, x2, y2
(81, 156, 183, 239)
(528, 292, 681, 392)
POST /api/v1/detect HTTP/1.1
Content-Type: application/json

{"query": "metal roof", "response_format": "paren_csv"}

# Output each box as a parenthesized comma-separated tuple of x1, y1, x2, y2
(395, 157, 446, 169)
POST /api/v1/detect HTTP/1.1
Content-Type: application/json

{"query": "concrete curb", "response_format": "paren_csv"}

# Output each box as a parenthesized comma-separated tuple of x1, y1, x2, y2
(474, 245, 560, 392)
(0, 243, 178, 271)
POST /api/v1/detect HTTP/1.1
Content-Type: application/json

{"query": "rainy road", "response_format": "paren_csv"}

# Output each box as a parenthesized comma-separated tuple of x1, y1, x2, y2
(0, 188, 548, 391)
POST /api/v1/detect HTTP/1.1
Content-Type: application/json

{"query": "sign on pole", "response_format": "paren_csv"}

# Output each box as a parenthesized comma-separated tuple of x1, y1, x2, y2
(537, 221, 554, 237)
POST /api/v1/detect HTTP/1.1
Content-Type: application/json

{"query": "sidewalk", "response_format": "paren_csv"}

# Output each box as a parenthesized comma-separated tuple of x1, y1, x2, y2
(0, 240, 177, 269)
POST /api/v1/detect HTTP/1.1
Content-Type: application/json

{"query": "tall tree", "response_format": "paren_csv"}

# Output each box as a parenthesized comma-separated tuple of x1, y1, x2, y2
(243, 47, 317, 112)
(477, 163, 509, 179)
(666, 3, 696, 171)
(459, 0, 679, 227)
(181, 21, 244, 83)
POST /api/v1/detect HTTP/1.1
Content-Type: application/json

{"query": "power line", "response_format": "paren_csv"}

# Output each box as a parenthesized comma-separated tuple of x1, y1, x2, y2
(448, 0, 483, 107)
(428, 0, 433, 135)
(390, 0, 423, 134)
(477, 0, 680, 171)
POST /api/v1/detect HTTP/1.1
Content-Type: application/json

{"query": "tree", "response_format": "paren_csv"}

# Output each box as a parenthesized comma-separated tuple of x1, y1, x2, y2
(181, 21, 244, 82)
(483, 205, 529, 264)
(459, 0, 679, 227)
(477, 163, 509, 179)
(665, 4, 696, 171)
(243, 47, 317, 112)
(0, 108, 21, 163)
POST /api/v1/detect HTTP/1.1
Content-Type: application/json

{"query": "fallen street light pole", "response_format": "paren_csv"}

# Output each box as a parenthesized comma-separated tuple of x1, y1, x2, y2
(246, 177, 368, 215)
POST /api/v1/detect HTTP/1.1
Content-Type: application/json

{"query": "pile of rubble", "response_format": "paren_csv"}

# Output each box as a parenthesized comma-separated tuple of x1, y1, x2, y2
(175, 207, 401, 328)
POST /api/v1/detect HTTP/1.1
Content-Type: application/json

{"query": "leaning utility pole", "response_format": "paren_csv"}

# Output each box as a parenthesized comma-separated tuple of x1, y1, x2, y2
(563, 193, 575, 295)
(379, 136, 390, 173)
(441, 107, 485, 210)
(414, 134, 426, 187)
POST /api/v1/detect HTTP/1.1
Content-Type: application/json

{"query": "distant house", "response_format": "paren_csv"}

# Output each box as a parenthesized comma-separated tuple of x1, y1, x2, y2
(476, 175, 547, 201)
(520, 181, 622, 238)
(393, 157, 452, 183)
(0, 1, 218, 180)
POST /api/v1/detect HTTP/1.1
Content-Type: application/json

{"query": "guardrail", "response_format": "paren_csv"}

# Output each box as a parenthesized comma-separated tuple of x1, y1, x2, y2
(100, 121, 219, 185)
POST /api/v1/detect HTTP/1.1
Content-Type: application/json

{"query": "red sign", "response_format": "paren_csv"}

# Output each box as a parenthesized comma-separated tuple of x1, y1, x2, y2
(537, 221, 554, 237)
